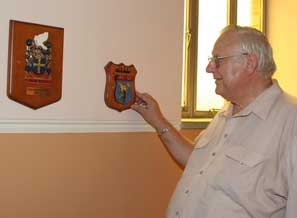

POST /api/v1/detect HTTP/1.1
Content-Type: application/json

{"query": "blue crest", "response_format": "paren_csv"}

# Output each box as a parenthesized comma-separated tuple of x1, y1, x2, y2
(115, 80, 133, 104)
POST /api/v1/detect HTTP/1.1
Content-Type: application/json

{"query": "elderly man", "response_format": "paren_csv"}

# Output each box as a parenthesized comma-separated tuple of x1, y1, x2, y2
(131, 25, 297, 218)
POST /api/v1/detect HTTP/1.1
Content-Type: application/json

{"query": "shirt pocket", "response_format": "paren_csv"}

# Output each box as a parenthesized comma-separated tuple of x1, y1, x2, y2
(211, 146, 266, 191)
(225, 146, 265, 167)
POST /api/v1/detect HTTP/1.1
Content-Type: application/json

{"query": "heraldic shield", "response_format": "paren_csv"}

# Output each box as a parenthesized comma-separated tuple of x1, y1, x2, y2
(104, 62, 137, 112)
(7, 20, 64, 109)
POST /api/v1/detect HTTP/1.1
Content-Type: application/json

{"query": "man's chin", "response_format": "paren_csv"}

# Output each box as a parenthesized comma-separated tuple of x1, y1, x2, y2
(215, 87, 220, 95)
(215, 88, 224, 98)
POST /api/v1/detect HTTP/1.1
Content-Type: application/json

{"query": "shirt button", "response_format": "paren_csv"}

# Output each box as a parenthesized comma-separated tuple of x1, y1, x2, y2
(175, 211, 179, 216)
(185, 189, 189, 194)
(199, 170, 204, 175)
(224, 133, 228, 138)
(212, 152, 216, 156)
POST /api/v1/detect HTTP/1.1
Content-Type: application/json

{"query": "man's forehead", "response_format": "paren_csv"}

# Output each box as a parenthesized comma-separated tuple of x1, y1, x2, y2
(212, 32, 240, 54)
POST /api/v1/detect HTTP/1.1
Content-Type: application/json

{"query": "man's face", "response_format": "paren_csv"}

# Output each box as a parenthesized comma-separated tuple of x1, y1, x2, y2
(206, 32, 248, 101)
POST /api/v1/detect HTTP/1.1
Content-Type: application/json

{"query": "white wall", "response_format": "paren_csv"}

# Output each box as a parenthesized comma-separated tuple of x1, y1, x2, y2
(0, 0, 184, 132)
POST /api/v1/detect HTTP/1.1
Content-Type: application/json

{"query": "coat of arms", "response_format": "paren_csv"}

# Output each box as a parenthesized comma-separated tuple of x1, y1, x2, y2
(25, 32, 52, 77)
(7, 20, 64, 109)
(104, 62, 137, 112)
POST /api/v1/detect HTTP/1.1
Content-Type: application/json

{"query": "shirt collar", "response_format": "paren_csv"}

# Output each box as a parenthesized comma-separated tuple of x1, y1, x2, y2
(218, 103, 231, 118)
(218, 80, 283, 120)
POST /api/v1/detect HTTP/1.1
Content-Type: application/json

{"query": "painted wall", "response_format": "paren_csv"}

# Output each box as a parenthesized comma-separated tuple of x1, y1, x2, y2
(268, 0, 297, 96)
(0, 130, 202, 218)
(0, 0, 184, 131)
(0, 132, 180, 218)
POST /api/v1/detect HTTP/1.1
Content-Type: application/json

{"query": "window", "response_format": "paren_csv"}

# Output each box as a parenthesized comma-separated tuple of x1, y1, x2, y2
(181, 0, 266, 126)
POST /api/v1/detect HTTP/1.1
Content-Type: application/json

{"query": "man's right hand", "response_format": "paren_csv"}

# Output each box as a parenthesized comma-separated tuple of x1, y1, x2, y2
(131, 92, 167, 130)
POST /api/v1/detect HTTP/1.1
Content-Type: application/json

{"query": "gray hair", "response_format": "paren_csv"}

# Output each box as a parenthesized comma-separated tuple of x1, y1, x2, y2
(221, 25, 276, 78)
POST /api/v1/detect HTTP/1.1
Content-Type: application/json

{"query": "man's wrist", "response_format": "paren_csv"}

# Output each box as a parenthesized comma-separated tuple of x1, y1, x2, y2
(156, 127, 169, 136)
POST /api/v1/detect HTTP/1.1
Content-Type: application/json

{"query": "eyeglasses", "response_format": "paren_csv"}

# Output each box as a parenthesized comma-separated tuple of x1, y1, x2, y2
(208, 52, 249, 68)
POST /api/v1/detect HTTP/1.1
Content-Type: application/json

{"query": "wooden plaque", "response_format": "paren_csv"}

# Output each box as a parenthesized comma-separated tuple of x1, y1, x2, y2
(7, 20, 64, 109)
(104, 62, 137, 112)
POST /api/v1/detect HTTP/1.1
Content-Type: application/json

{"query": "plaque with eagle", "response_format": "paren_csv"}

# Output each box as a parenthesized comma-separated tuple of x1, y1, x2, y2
(104, 62, 137, 112)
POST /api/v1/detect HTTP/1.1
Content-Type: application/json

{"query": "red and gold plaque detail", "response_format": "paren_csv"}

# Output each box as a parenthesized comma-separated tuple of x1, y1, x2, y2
(7, 20, 64, 109)
(104, 62, 137, 112)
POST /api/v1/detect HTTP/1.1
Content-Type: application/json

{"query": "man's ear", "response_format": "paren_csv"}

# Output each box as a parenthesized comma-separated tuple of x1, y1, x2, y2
(246, 53, 258, 74)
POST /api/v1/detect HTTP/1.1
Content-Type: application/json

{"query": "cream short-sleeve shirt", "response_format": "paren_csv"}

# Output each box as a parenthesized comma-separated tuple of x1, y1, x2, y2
(167, 81, 297, 218)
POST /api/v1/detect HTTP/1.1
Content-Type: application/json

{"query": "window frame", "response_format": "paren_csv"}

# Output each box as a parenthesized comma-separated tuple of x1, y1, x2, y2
(181, 0, 266, 124)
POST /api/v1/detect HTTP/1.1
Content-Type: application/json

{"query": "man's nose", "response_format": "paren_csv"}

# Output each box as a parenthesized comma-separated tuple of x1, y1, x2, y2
(206, 61, 216, 74)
